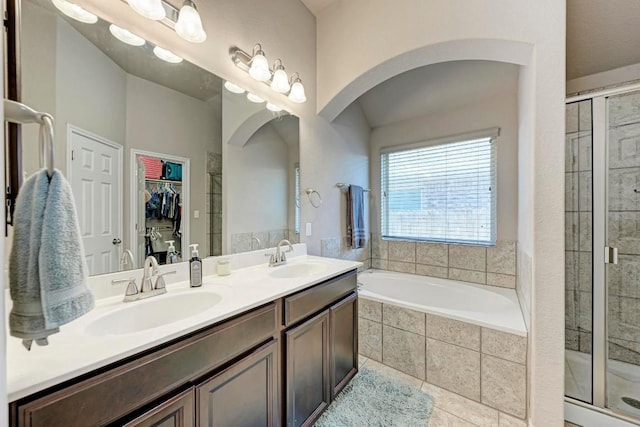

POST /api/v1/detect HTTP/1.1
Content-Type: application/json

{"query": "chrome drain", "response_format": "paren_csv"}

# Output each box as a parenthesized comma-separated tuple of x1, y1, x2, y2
(622, 397, 640, 410)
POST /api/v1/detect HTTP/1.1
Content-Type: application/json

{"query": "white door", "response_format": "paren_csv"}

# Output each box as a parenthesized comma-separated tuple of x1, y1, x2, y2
(69, 126, 122, 275)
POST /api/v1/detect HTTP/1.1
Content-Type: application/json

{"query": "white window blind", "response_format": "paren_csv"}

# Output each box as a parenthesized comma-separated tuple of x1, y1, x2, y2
(381, 131, 497, 245)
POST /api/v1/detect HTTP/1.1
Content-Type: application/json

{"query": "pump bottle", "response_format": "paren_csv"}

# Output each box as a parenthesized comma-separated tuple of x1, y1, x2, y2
(189, 244, 202, 287)
(166, 240, 178, 264)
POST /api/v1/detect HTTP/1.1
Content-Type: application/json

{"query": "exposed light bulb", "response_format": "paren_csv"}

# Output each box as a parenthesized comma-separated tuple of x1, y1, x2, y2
(266, 103, 283, 112)
(176, 0, 206, 43)
(246, 93, 265, 103)
(288, 79, 307, 103)
(128, 0, 166, 20)
(270, 67, 290, 94)
(51, 0, 98, 24)
(249, 50, 271, 82)
(109, 24, 145, 46)
(153, 46, 183, 64)
(224, 81, 245, 94)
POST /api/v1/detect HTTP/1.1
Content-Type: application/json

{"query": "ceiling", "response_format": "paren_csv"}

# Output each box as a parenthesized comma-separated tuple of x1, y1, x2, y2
(31, 0, 221, 102)
(356, 60, 518, 128)
(301, 0, 640, 82)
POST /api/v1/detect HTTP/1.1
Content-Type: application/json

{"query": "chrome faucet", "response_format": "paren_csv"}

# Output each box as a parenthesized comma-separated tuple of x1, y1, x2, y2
(110, 255, 175, 302)
(119, 249, 135, 271)
(266, 239, 293, 267)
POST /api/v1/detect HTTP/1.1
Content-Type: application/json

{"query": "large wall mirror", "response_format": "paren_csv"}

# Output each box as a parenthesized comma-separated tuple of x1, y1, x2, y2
(13, 0, 300, 276)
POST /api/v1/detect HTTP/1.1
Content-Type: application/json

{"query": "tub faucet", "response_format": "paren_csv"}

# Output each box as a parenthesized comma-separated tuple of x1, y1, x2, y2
(266, 239, 293, 267)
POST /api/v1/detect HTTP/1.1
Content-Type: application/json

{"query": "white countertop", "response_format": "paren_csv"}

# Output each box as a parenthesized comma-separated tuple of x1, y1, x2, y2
(6, 253, 361, 402)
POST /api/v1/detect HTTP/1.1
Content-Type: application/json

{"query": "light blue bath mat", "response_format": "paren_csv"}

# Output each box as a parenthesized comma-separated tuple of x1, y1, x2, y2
(314, 366, 434, 426)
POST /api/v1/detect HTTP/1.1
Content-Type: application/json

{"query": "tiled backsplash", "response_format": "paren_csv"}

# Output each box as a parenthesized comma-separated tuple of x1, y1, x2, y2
(320, 236, 371, 270)
(230, 229, 299, 253)
(370, 234, 517, 289)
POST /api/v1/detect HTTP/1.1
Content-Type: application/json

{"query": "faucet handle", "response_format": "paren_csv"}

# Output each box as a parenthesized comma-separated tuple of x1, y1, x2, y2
(155, 270, 176, 290)
(111, 278, 138, 297)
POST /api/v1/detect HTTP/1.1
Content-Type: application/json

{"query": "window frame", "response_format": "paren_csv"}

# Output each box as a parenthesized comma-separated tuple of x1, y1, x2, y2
(380, 128, 499, 246)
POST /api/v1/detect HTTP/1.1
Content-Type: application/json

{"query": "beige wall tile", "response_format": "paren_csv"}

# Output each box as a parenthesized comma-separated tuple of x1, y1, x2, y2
(416, 264, 449, 279)
(427, 338, 480, 401)
(487, 273, 516, 288)
(579, 212, 592, 252)
(481, 328, 527, 364)
(449, 245, 486, 271)
(362, 358, 424, 389)
(372, 236, 389, 260)
(422, 382, 499, 426)
(416, 242, 448, 267)
(359, 298, 382, 322)
(321, 237, 341, 258)
(382, 325, 426, 380)
(487, 241, 516, 275)
(427, 315, 480, 351)
(388, 260, 416, 274)
(359, 318, 382, 361)
(388, 240, 416, 263)
(566, 102, 578, 135)
(383, 304, 425, 335)
(372, 258, 388, 270)
(449, 268, 486, 285)
(481, 354, 527, 418)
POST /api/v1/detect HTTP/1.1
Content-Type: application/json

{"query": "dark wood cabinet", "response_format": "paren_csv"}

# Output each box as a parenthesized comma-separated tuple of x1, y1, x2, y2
(124, 389, 195, 427)
(196, 340, 279, 427)
(330, 292, 358, 398)
(285, 310, 331, 427)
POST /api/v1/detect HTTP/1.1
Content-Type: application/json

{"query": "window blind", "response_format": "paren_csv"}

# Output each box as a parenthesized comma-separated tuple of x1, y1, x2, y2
(381, 133, 497, 245)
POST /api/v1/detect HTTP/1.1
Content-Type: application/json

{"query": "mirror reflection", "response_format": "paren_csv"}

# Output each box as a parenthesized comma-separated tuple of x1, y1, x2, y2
(16, 0, 299, 276)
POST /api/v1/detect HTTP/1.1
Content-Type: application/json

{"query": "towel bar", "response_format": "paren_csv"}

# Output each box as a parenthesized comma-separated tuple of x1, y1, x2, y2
(335, 182, 371, 192)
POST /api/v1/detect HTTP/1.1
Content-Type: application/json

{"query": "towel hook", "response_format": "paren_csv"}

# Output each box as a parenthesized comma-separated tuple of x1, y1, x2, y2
(305, 188, 322, 208)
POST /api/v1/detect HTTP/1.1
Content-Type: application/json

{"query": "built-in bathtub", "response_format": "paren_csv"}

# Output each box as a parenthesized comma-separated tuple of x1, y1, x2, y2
(358, 269, 526, 336)
(357, 269, 528, 419)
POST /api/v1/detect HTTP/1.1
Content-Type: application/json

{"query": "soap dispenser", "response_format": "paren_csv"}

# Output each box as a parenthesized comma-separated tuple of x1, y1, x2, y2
(189, 244, 202, 287)
(166, 240, 178, 264)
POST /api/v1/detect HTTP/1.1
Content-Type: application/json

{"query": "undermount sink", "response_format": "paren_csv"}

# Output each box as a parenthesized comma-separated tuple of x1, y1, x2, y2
(85, 291, 223, 336)
(269, 262, 328, 279)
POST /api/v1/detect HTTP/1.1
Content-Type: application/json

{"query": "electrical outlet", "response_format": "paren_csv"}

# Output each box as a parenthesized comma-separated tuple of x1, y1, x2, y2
(194, 210, 200, 219)
(305, 222, 312, 236)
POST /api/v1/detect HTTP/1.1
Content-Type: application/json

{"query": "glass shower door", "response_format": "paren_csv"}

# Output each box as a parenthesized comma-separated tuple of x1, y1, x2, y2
(606, 90, 640, 418)
(565, 99, 594, 403)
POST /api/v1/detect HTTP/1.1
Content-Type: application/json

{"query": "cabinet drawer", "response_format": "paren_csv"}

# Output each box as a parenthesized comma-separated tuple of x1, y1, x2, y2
(13, 303, 277, 427)
(283, 270, 356, 327)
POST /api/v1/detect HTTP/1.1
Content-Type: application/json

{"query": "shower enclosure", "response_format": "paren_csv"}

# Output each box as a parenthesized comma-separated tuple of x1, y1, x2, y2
(565, 86, 640, 424)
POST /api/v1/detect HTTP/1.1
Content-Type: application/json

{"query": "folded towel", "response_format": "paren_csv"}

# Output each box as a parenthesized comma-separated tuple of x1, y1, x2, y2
(347, 185, 366, 249)
(9, 169, 94, 350)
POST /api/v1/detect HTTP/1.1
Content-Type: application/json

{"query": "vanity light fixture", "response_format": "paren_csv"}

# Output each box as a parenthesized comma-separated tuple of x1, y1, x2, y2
(109, 24, 146, 46)
(128, 0, 166, 20)
(153, 46, 183, 63)
(288, 73, 307, 104)
(51, 0, 98, 24)
(224, 81, 246, 94)
(270, 60, 290, 94)
(230, 44, 307, 103)
(246, 93, 265, 104)
(248, 45, 271, 82)
(266, 103, 283, 112)
(175, 0, 207, 43)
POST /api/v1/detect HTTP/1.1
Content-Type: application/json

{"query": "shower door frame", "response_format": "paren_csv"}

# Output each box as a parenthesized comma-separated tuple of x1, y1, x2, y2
(565, 81, 640, 426)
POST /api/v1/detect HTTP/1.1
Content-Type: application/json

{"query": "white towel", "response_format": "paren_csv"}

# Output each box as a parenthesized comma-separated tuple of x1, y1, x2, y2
(9, 169, 94, 350)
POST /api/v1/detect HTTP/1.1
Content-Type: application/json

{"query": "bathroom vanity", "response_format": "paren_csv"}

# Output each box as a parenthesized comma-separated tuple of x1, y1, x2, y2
(7, 255, 359, 427)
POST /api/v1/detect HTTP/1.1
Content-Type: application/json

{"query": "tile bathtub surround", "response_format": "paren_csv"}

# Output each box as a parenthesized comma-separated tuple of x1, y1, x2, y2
(359, 300, 528, 419)
(320, 236, 371, 271)
(371, 234, 517, 289)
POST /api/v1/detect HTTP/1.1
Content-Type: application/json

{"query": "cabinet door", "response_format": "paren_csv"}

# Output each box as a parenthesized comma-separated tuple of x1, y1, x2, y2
(123, 389, 195, 427)
(330, 293, 358, 398)
(197, 340, 279, 427)
(285, 310, 330, 427)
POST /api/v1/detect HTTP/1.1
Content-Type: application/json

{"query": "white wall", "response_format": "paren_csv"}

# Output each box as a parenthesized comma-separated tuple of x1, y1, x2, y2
(0, 26, 7, 427)
(226, 123, 289, 235)
(369, 88, 519, 241)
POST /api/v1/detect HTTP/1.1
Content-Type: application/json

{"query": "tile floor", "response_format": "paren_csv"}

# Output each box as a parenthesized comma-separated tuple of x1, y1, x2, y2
(357, 355, 526, 427)
(565, 349, 640, 420)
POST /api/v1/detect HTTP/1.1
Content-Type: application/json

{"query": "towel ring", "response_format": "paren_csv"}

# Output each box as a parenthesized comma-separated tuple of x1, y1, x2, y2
(305, 188, 322, 208)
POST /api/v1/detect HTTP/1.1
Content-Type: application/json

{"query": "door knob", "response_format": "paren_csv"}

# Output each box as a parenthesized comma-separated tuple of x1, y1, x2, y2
(112, 238, 122, 245)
